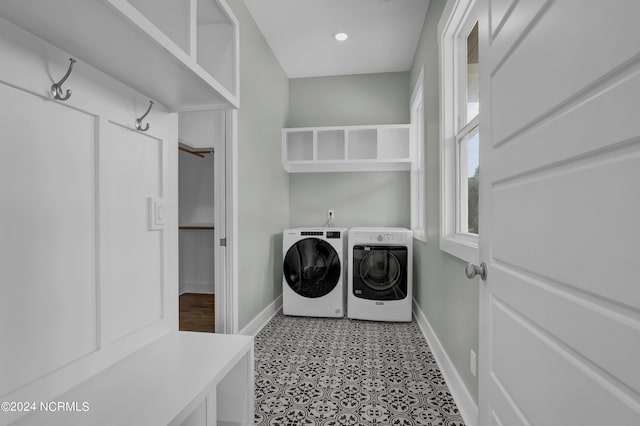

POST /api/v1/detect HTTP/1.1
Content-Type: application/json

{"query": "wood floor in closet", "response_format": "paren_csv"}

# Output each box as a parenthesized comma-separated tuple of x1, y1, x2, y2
(179, 293, 215, 333)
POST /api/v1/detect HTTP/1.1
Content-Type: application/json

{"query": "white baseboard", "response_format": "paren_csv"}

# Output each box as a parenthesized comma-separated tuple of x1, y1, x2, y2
(239, 295, 282, 336)
(179, 282, 214, 295)
(413, 298, 478, 426)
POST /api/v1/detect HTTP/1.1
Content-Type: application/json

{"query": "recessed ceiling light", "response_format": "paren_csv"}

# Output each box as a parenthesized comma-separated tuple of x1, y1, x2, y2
(333, 31, 348, 42)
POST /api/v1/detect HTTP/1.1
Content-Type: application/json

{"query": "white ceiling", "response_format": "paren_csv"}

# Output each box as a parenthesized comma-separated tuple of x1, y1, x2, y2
(243, 0, 430, 78)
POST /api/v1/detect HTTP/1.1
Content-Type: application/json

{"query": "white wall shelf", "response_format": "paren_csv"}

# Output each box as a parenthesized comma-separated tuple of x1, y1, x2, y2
(0, 0, 239, 112)
(14, 332, 254, 426)
(283, 124, 411, 173)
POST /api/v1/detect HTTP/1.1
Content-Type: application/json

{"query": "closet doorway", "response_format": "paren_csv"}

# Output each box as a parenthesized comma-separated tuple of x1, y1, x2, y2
(177, 110, 229, 333)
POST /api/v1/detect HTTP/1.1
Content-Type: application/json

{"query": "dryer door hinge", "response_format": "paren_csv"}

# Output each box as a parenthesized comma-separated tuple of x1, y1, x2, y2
(220, 238, 227, 247)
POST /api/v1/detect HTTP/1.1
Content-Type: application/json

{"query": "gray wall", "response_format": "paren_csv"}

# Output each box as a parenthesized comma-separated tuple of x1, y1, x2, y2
(289, 172, 409, 228)
(410, 0, 479, 402)
(227, 0, 290, 330)
(288, 72, 411, 229)
(288, 73, 410, 127)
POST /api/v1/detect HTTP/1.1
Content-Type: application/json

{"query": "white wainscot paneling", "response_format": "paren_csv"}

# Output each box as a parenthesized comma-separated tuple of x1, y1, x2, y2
(492, 146, 640, 310)
(490, 265, 640, 395)
(490, 0, 640, 145)
(491, 301, 640, 424)
(489, 0, 518, 38)
(490, 143, 640, 418)
(104, 122, 164, 342)
(0, 84, 97, 396)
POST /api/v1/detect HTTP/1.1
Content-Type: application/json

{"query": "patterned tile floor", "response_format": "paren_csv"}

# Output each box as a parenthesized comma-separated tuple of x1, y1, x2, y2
(254, 313, 465, 426)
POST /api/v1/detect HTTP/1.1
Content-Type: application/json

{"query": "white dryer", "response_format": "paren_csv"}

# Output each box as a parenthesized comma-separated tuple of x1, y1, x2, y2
(348, 227, 413, 322)
(282, 228, 347, 318)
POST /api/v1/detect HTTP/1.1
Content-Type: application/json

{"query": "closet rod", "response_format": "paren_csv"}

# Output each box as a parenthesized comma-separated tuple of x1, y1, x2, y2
(179, 226, 215, 230)
(179, 146, 214, 158)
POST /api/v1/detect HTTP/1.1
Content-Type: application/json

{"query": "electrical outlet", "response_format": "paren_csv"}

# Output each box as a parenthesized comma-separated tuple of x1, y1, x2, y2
(470, 349, 477, 377)
(327, 209, 335, 220)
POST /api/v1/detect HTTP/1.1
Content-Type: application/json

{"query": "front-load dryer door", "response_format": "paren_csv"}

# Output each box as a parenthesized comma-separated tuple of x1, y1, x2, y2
(352, 245, 407, 300)
(283, 238, 341, 298)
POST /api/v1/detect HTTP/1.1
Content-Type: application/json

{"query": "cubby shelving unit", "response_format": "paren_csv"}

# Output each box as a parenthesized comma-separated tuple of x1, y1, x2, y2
(282, 124, 412, 172)
(0, 0, 239, 111)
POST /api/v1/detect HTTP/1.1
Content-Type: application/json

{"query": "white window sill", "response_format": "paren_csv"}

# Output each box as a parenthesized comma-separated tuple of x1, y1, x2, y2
(413, 229, 427, 243)
(440, 234, 479, 264)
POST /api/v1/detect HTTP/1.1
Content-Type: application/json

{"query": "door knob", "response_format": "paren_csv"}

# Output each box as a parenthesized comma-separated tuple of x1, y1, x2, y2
(465, 262, 487, 280)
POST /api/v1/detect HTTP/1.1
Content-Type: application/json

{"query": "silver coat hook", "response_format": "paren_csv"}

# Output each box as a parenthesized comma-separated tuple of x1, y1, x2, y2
(51, 58, 76, 101)
(135, 101, 154, 131)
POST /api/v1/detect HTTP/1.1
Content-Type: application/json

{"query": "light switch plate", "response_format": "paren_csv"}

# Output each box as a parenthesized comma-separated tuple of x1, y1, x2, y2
(148, 197, 166, 231)
(470, 349, 477, 377)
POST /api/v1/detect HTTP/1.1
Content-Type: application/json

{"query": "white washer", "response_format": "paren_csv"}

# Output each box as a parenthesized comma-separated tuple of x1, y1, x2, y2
(348, 227, 413, 322)
(282, 228, 347, 318)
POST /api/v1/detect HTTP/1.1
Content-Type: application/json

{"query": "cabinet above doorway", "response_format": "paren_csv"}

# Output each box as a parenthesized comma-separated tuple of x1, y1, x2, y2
(0, 0, 239, 111)
(283, 124, 411, 173)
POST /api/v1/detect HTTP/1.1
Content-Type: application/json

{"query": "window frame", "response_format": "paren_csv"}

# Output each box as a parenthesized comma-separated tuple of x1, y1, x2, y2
(410, 67, 426, 242)
(438, 0, 480, 264)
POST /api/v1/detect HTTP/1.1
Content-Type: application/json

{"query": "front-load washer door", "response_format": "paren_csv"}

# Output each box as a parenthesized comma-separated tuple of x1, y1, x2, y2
(284, 238, 341, 298)
(352, 245, 407, 300)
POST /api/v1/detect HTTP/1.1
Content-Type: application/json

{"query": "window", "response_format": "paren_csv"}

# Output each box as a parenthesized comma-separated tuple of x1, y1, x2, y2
(458, 128, 479, 234)
(458, 21, 479, 235)
(410, 68, 426, 242)
(439, 0, 479, 263)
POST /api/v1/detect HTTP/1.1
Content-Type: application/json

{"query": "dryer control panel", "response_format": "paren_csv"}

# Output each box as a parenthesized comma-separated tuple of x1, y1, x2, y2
(355, 232, 395, 243)
(349, 228, 413, 245)
(375, 233, 393, 242)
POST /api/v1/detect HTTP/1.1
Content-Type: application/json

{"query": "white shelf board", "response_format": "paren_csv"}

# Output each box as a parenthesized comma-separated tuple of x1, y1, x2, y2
(0, 0, 238, 112)
(13, 331, 253, 426)
(284, 159, 411, 173)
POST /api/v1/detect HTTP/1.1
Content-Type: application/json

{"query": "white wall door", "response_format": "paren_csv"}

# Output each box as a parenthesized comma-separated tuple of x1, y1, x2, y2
(178, 109, 231, 333)
(214, 110, 228, 333)
(478, 1, 640, 425)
